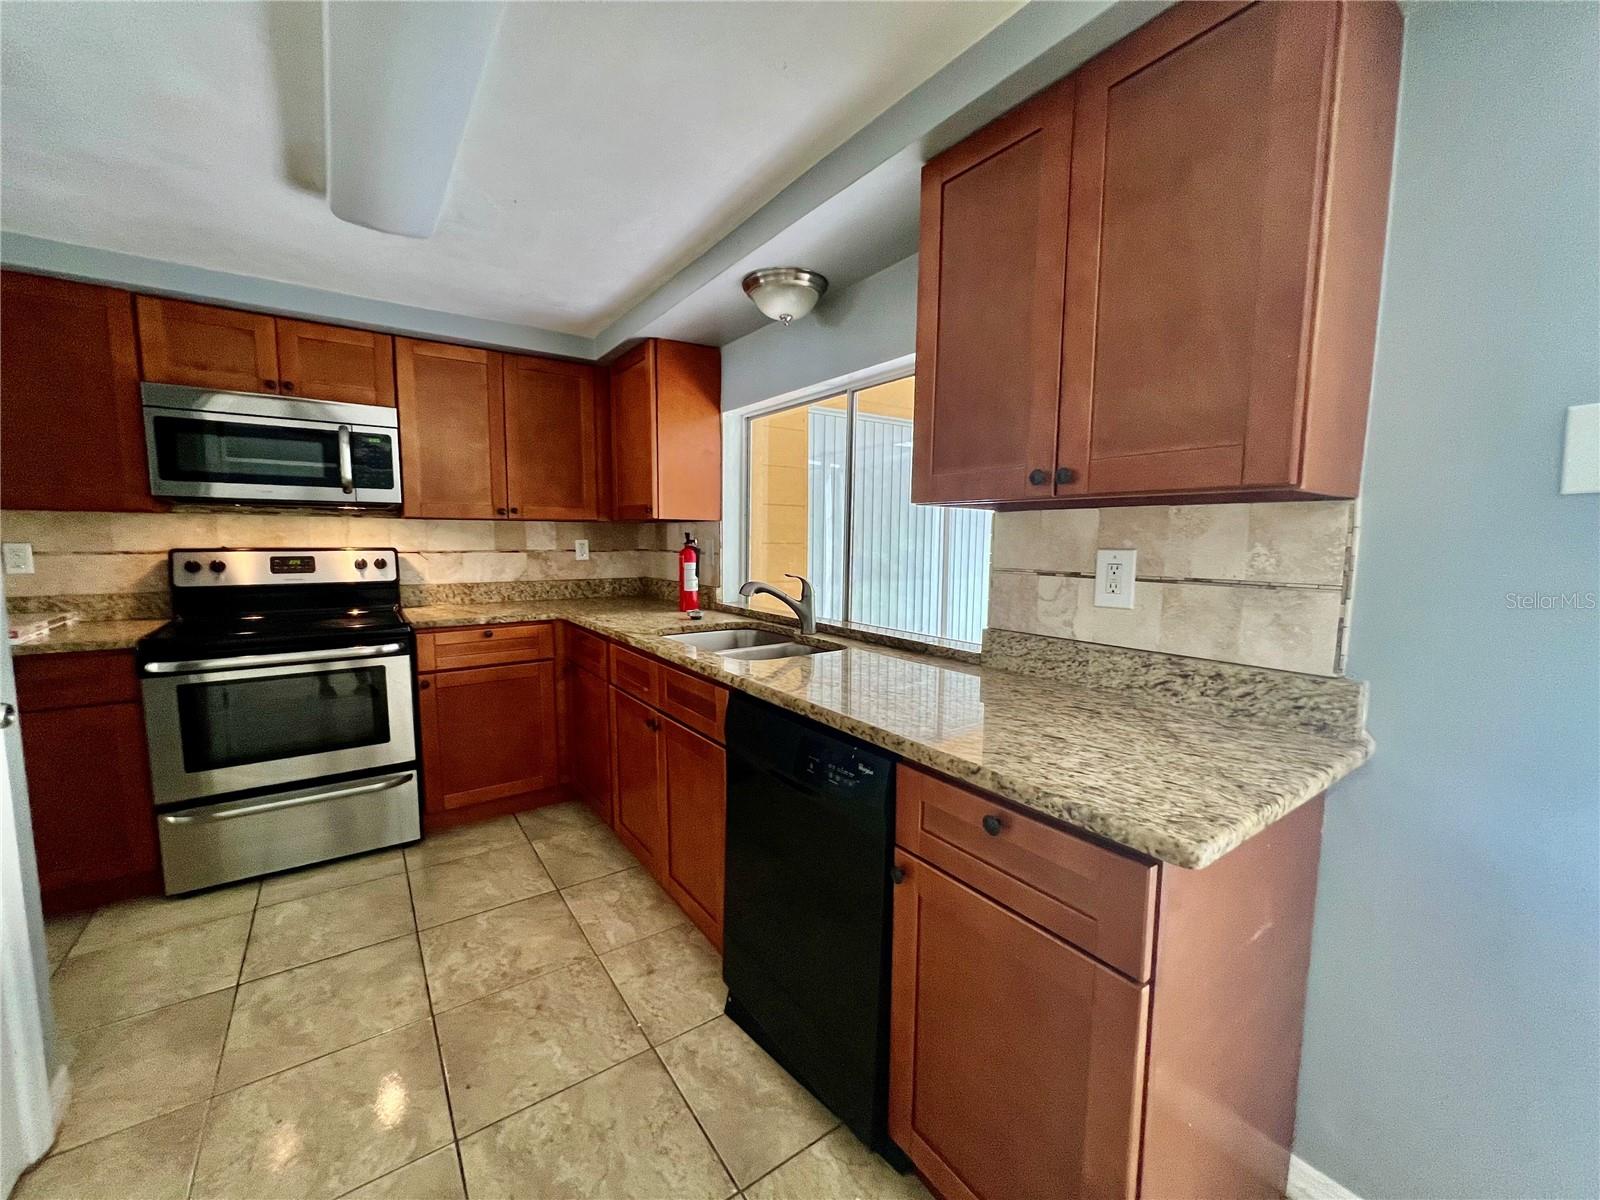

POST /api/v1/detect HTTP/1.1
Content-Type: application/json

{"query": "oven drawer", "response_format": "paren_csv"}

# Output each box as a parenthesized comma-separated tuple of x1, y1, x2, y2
(158, 770, 419, 894)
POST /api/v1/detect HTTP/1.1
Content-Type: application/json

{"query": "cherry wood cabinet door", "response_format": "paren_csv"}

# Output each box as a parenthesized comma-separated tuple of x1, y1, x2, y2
(1, 272, 159, 513)
(889, 854, 1148, 1200)
(21, 700, 160, 914)
(610, 688, 666, 873)
(503, 354, 600, 519)
(135, 295, 280, 394)
(276, 319, 396, 407)
(1063, 1, 1339, 497)
(567, 660, 613, 825)
(396, 338, 506, 519)
(912, 80, 1075, 505)
(418, 662, 557, 812)
(662, 718, 725, 949)
(609, 343, 658, 520)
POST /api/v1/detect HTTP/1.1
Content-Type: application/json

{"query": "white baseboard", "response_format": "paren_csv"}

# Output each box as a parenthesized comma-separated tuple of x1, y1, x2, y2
(1287, 1154, 1361, 1200)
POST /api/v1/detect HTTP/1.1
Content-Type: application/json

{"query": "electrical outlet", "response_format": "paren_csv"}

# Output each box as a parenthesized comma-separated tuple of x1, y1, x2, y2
(1094, 548, 1136, 609)
(573, 539, 590, 562)
(2, 542, 35, 575)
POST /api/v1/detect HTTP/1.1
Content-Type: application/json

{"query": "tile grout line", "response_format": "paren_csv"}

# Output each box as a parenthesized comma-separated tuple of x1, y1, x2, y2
(400, 854, 469, 1187)
(651, 1040, 742, 1197)
(741, 1122, 841, 1195)
(188, 884, 262, 1200)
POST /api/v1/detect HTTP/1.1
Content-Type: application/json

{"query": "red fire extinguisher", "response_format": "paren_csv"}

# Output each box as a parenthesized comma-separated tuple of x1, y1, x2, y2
(678, 532, 701, 615)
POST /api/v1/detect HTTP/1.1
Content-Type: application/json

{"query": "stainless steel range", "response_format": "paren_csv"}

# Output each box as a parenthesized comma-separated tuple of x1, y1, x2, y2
(136, 548, 420, 894)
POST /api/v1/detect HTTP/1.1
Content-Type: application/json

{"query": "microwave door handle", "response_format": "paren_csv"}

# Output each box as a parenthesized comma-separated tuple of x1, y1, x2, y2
(160, 773, 413, 824)
(338, 425, 355, 494)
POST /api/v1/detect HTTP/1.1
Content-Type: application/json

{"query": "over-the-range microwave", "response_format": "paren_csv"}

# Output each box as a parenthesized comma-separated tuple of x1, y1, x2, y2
(143, 383, 403, 507)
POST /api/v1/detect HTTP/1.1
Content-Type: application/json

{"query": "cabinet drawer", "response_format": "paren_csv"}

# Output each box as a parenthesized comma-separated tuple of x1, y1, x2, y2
(565, 625, 609, 679)
(657, 664, 727, 743)
(16, 650, 140, 711)
(421, 623, 554, 670)
(608, 644, 661, 705)
(896, 765, 1156, 981)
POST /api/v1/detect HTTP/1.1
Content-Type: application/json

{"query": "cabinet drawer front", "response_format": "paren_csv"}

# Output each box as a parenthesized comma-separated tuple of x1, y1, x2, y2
(896, 765, 1155, 981)
(565, 625, 609, 679)
(422, 623, 554, 670)
(16, 650, 140, 711)
(656, 665, 727, 743)
(608, 644, 660, 705)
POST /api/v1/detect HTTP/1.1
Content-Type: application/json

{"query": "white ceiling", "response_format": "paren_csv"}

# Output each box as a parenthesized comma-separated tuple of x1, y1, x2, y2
(0, 0, 1019, 338)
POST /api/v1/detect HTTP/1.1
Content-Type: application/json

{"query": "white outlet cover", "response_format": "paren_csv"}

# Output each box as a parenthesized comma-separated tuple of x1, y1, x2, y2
(2, 542, 36, 575)
(1561, 403, 1599, 494)
(1094, 548, 1136, 609)
(573, 539, 590, 561)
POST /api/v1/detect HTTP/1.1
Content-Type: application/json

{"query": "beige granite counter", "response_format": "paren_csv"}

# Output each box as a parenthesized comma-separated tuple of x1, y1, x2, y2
(407, 598, 1371, 869)
(10, 619, 167, 656)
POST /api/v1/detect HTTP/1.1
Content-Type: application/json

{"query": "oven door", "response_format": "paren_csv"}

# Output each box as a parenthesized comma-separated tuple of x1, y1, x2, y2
(142, 645, 416, 806)
(144, 403, 402, 506)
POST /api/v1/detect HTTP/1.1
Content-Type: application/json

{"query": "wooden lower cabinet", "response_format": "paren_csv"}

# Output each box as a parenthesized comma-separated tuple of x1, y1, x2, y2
(610, 688, 667, 872)
(890, 853, 1147, 1200)
(567, 660, 612, 825)
(661, 719, 725, 949)
(418, 661, 557, 814)
(15, 651, 160, 915)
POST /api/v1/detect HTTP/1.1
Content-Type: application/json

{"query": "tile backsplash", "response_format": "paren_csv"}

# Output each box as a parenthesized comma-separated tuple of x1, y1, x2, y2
(0, 510, 720, 612)
(987, 501, 1356, 676)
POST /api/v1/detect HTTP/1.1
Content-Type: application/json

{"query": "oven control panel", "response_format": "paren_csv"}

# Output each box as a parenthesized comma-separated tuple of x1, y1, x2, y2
(171, 549, 398, 586)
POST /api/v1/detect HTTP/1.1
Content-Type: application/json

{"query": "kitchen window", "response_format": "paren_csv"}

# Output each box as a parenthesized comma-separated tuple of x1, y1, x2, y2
(730, 361, 992, 646)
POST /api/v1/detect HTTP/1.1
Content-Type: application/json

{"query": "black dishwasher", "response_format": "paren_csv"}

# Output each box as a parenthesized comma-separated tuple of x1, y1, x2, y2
(723, 693, 905, 1163)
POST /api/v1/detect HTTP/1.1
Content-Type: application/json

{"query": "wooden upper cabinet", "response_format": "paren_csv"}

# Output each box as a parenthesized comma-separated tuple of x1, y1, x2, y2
(912, 80, 1075, 505)
(396, 337, 506, 519)
(1, 272, 159, 513)
(608, 339, 721, 521)
(503, 354, 600, 519)
(135, 295, 279, 394)
(890, 853, 1148, 1200)
(276, 319, 395, 407)
(915, 0, 1402, 506)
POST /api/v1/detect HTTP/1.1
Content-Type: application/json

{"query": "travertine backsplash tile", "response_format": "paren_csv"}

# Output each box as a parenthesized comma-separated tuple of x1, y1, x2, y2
(0, 511, 721, 602)
(986, 499, 1356, 676)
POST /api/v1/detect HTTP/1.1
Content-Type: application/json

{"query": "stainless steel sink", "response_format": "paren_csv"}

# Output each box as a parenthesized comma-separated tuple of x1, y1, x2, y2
(662, 627, 839, 661)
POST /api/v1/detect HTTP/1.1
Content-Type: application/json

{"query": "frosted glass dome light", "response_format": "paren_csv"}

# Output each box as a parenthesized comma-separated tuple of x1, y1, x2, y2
(742, 268, 829, 325)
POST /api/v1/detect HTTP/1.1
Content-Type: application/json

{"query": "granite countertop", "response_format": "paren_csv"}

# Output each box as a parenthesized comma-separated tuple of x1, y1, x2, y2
(12, 599, 1371, 868)
(10, 619, 168, 656)
(407, 599, 1372, 869)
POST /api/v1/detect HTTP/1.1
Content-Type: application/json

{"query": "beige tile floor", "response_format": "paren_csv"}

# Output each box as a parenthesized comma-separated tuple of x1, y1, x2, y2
(22, 801, 931, 1200)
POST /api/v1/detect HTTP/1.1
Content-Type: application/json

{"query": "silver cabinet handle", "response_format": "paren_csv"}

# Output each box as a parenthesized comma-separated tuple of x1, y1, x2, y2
(160, 773, 413, 825)
(0, 702, 14, 729)
(142, 642, 406, 675)
(338, 425, 355, 494)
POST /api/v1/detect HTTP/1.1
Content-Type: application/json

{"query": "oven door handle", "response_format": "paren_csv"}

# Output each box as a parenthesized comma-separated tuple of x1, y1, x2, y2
(159, 773, 414, 825)
(142, 642, 407, 675)
(338, 424, 355, 494)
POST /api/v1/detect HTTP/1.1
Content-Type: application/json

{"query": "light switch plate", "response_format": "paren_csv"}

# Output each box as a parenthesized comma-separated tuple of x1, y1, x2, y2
(1560, 403, 1599, 494)
(573, 539, 590, 562)
(2, 542, 35, 575)
(1094, 548, 1136, 609)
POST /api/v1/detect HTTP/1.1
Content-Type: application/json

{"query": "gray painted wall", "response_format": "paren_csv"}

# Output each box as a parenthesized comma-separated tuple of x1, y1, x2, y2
(718, 254, 918, 410)
(1296, 4, 1600, 1196)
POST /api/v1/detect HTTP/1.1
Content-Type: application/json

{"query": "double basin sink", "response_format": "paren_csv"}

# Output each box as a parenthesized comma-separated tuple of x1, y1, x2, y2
(662, 627, 840, 662)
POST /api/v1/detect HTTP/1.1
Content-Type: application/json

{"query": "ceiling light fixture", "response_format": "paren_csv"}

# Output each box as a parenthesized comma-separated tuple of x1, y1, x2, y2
(742, 268, 829, 325)
(323, 0, 505, 238)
